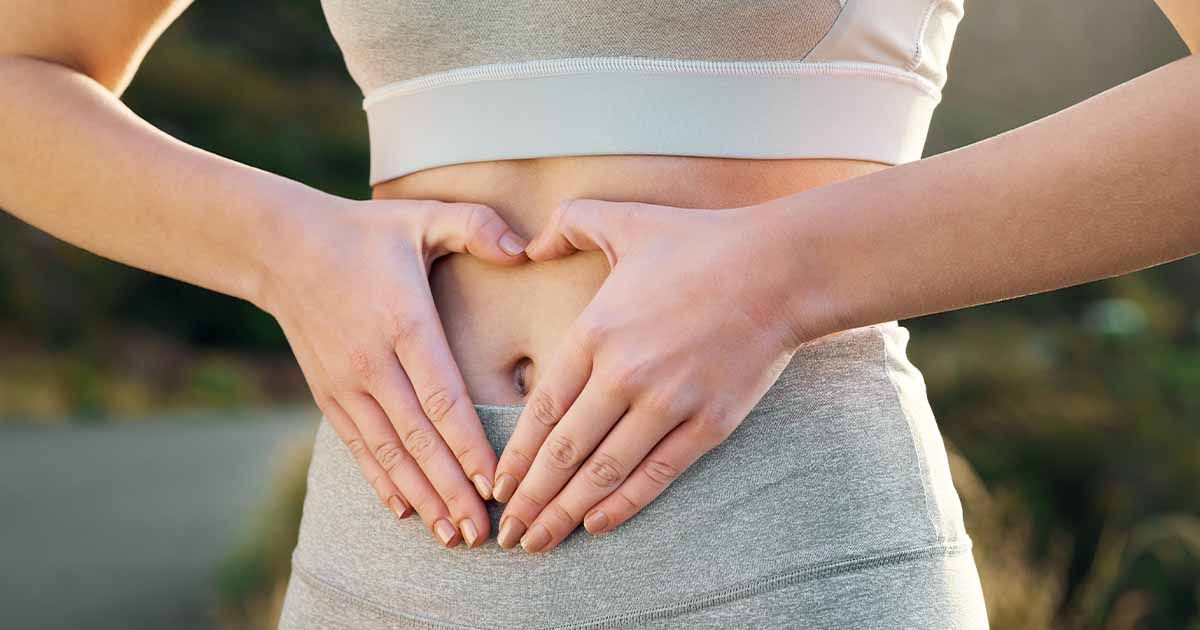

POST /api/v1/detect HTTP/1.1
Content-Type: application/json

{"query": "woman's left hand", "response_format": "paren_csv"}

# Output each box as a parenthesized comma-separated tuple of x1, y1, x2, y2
(492, 198, 819, 553)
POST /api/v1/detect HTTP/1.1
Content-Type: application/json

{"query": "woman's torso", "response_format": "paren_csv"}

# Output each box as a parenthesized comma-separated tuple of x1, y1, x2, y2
(285, 320, 985, 628)
(373, 156, 890, 404)
(284, 1, 986, 625)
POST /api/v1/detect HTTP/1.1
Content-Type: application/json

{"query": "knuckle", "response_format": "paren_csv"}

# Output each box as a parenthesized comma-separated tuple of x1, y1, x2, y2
(528, 390, 562, 428)
(439, 488, 464, 509)
(464, 203, 500, 237)
(514, 487, 548, 510)
(695, 412, 737, 444)
(643, 457, 681, 487)
(347, 348, 378, 385)
(402, 427, 440, 465)
(452, 441, 482, 465)
(640, 388, 689, 418)
(584, 453, 625, 489)
(344, 437, 370, 460)
(389, 313, 427, 349)
(606, 358, 651, 394)
(502, 447, 534, 473)
(613, 489, 641, 513)
(314, 392, 338, 413)
(421, 386, 461, 425)
(550, 198, 577, 227)
(373, 440, 408, 473)
(575, 317, 610, 350)
(412, 494, 443, 519)
(545, 434, 582, 470)
(546, 502, 577, 527)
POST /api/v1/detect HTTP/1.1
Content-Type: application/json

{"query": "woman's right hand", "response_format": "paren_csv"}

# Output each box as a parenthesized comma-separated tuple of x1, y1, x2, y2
(257, 195, 529, 548)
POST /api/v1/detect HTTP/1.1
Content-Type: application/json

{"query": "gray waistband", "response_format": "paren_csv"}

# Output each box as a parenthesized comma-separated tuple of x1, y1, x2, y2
(286, 322, 975, 628)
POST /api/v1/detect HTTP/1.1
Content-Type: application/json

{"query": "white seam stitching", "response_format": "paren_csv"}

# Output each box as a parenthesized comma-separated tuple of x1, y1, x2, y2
(361, 57, 941, 108)
(906, 0, 963, 74)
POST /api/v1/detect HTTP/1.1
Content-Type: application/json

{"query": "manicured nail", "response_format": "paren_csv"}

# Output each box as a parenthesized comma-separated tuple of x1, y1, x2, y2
(472, 474, 493, 500)
(460, 519, 479, 547)
(497, 516, 526, 549)
(520, 523, 551, 553)
(435, 519, 459, 546)
(388, 496, 410, 520)
(499, 232, 527, 256)
(493, 473, 517, 503)
(583, 510, 609, 533)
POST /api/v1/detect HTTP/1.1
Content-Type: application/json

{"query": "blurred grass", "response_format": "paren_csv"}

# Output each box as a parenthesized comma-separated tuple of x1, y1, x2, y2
(215, 434, 312, 630)
(1, 0, 1197, 628)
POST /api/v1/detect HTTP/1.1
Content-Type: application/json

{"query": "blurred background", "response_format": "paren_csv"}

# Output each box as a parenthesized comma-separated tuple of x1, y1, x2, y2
(1, 1, 1197, 629)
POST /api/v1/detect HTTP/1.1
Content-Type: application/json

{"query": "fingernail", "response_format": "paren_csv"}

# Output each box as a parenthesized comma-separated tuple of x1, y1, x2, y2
(435, 519, 459, 547)
(521, 523, 551, 553)
(493, 473, 517, 503)
(499, 232, 527, 256)
(497, 516, 526, 549)
(583, 510, 609, 533)
(388, 496, 410, 520)
(472, 474, 493, 500)
(460, 519, 479, 547)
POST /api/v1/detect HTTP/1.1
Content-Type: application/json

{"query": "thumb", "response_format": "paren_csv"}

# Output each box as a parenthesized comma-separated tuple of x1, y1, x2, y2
(525, 199, 647, 266)
(420, 201, 528, 266)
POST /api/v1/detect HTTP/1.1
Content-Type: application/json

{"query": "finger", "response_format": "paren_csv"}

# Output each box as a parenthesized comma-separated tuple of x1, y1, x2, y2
(581, 414, 729, 535)
(521, 404, 681, 553)
(491, 326, 594, 505)
(525, 199, 645, 264)
(279, 320, 411, 520)
(321, 398, 412, 520)
(496, 380, 628, 551)
(421, 200, 528, 265)
(390, 300, 498, 503)
(364, 359, 491, 548)
(340, 389, 472, 547)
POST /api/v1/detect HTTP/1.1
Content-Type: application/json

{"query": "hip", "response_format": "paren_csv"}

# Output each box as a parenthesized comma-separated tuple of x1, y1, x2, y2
(283, 322, 987, 629)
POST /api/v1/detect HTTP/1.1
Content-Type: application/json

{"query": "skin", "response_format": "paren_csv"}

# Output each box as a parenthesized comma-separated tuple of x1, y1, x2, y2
(0, 0, 541, 549)
(2, 0, 1195, 558)
(0, 0, 884, 550)
(494, 2, 1200, 553)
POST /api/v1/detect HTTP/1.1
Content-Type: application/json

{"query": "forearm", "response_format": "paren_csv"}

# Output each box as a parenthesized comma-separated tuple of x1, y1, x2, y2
(0, 55, 334, 305)
(762, 52, 1200, 341)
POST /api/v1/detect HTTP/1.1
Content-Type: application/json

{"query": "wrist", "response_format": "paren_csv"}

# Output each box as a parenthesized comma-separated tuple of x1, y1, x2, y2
(736, 192, 858, 346)
(242, 180, 347, 313)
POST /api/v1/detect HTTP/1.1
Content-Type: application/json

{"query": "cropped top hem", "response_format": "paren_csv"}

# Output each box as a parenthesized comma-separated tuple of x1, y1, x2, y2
(363, 57, 941, 185)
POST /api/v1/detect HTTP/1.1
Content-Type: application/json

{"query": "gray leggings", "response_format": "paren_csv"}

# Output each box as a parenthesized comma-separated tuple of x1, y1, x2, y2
(280, 322, 989, 629)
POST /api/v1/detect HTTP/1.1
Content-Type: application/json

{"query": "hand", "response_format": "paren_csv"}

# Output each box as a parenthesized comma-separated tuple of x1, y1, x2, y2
(492, 199, 808, 552)
(259, 195, 529, 548)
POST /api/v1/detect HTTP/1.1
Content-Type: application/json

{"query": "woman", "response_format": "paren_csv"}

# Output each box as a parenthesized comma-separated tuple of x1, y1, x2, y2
(2, 0, 1197, 628)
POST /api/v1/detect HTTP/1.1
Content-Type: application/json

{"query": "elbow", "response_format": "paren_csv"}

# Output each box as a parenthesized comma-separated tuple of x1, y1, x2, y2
(0, 52, 127, 96)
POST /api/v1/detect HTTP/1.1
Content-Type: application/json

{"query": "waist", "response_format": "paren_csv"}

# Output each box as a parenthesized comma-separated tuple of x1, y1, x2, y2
(372, 155, 890, 404)
(289, 323, 974, 628)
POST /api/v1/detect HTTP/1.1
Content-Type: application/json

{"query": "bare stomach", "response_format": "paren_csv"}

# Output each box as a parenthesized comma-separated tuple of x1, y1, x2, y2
(371, 155, 889, 405)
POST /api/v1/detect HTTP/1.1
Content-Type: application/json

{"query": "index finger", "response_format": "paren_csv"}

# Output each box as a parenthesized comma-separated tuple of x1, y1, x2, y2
(393, 295, 498, 501)
(492, 325, 593, 504)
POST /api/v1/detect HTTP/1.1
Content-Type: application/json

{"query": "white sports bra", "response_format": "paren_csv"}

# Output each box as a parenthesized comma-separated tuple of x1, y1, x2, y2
(319, 0, 966, 185)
